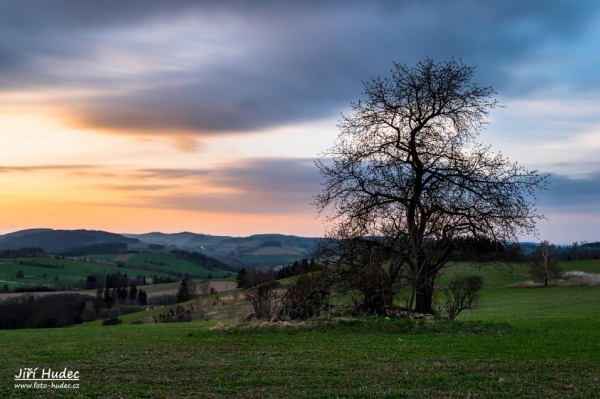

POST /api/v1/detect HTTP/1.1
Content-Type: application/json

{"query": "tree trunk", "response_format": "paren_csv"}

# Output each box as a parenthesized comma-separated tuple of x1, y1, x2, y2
(414, 272, 435, 314)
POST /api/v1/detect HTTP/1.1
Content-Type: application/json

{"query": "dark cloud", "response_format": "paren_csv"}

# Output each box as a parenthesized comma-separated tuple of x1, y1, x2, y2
(1, 1, 599, 135)
(537, 172, 600, 212)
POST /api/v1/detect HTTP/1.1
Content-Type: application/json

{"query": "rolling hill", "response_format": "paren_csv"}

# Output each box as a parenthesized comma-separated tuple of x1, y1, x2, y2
(0, 229, 139, 253)
(125, 232, 321, 267)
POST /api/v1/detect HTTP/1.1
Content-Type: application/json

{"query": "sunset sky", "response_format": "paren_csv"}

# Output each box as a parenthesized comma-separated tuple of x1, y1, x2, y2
(1, 1, 600, 243)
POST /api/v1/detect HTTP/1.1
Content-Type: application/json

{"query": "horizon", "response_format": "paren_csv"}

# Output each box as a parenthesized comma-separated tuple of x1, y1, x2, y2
(0, 226, 589, 247)
(2, 2, 600, 243)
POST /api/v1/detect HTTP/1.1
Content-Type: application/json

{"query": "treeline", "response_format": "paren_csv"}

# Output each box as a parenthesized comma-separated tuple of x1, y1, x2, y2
(0, 247, 44, 258)
(98, 285, 148, 307)
(275, 259, 321, 280)
(17, 260, 64, 269)
(0, 293, 104, 329)
(235, 259, 321, 289)
(60, 242, 128, 256)
(558, 241, 600, 261)
(84, 271, 173, 290)
(171, 249, 235, 272)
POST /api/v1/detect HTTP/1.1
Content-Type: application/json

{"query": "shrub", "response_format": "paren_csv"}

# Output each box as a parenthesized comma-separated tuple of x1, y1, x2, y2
(245, 281, 279, 320)
(439, 275, 484, 320)
(279, 274, 330, 320)
(102, 317, 123, 326)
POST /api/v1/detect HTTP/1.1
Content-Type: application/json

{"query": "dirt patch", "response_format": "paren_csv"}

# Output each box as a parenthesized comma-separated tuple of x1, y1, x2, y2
(113, 253, 136, 262)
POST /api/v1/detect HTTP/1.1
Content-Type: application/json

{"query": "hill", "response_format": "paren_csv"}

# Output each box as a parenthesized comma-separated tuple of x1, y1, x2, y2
(0, 229, 139, 253)
(125, 232, 321, 267)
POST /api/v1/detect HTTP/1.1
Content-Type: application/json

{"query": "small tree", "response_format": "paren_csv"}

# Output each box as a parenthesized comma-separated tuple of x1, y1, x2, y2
(176, 278, 194, 303)
(128, 283, 137, 303)
(15, 270, 25, 279)
(243, 268, 279, 320)
(439, 275, 484, 319)
(198, 280, 211, 296)
(137, 289, 148, 306)
(236, 268, 248, 288)
(529, 241, 561, 286)
(279, 273, 330, 320)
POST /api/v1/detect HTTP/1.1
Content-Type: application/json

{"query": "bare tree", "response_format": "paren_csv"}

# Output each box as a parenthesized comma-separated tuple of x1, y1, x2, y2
(439, 274, 484, 320)
(315, 59, 546, 314)
(243, 268, 279, 320)
(198, 279, 211, 296)
(317, 236, 409, 315)
(529, 240, 561, 286)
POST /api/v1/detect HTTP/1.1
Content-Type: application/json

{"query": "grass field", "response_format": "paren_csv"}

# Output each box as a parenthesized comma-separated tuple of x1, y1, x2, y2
(0, 251, 232, 290)
(90, 252, 230, 278)
(1, 260, 599, 398)
(0, 257, 174, 288)
(239, 253, 307, 265)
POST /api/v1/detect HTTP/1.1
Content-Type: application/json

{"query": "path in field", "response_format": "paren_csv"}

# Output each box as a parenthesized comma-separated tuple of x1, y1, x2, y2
(113, 253, 136, 261)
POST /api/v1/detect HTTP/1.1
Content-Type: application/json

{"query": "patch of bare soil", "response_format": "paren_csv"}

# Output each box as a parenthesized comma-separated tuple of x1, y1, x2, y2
(113, 253, 136, 261)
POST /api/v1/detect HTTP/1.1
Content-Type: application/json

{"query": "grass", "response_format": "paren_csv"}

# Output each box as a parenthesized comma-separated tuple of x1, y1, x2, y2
(0, 257, 174, 288)
(239, 253, 306, 265)
(90, 252, 231, 278)
(0, 251, 233, 289)
(1, 260, 600, 397)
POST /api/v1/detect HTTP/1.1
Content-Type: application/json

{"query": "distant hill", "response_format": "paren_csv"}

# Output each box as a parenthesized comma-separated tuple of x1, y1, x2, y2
(0, 229, 139, 253)
(0, 228, 320, 268)
(124, 232, 321, 268)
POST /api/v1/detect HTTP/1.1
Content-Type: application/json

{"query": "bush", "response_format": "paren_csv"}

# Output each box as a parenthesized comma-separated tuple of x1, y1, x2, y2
(102, 317, 123, 326)
(245, 281, 279, 320)
(439, 275, 484, 320)
(279, 274, 329, 320)
(148, 294, 177, 306)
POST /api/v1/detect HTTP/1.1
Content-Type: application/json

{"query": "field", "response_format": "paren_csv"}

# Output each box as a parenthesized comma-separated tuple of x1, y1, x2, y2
(91, 252, 230, 278)
(0, 260, 599, 398)
(0, 257, 174, 289)
(0, 252, 232, 291)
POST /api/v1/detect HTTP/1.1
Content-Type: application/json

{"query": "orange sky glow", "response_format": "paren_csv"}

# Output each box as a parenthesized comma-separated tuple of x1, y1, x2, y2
(2, 2, 600, 242)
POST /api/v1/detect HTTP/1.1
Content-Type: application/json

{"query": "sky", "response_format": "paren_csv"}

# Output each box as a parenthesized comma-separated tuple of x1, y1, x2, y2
(1, 0, 600, 243)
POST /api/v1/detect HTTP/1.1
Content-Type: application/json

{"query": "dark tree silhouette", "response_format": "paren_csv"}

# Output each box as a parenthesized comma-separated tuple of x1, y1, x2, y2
(315, 59, 546, 314)
(176, 278, 194, 303)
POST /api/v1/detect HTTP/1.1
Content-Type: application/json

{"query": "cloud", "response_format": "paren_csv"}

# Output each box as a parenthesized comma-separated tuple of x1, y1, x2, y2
(95, 184, 178, 192)
(0, 164, 94, 173)
(537, 172, 600, 212)
(2, 1, 600, 138)
(0, 158, 323, 215)
(128, 158, 323, 214)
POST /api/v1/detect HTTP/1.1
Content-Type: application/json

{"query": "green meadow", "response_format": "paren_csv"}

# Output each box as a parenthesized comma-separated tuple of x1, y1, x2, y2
(0, 257, 172, 289)
(0, 252, 232, 290)
(0, 261, 599, 398)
